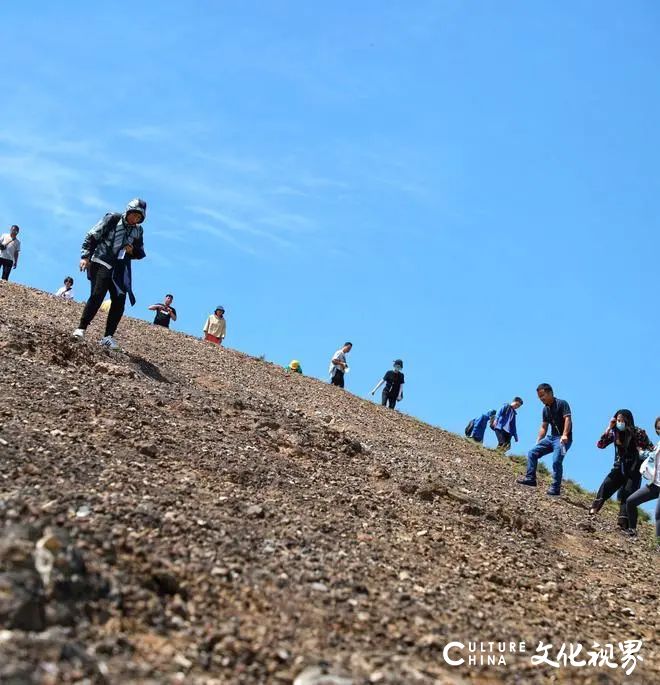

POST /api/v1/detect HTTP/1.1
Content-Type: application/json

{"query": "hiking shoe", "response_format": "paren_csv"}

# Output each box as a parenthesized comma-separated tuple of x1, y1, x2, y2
(516, 477, 537, 487)
(546, 486, 561, 497)
(100, 335, 120, 350)
(589, 498, 604, 516)
(72, 328, 85, 339)
(620, 528, 637, 539)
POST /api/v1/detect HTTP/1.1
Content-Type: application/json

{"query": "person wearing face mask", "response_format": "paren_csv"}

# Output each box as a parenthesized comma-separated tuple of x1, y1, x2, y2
(371, 359, 405, 409)
(623, 416, 660, 548)
(589, 409, 653, 530)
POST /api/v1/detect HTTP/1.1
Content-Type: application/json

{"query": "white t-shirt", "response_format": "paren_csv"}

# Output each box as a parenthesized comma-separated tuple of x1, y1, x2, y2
(0, 234, 20, 264)
(55, 286, 74, 301)
(329, 349, 348, 376)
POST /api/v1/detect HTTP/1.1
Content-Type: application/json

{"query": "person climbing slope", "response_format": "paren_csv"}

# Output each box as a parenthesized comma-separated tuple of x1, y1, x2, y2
(517, 383, 572, 496)
(72, 198, 147, 350)
(286, 360, 303, 374)
(589, 409, 653, 530)
(465, 410, 496, 444)
(55, 276, 75, 301)
(371, 359, 405, 409)
(492, 397, 523, 452)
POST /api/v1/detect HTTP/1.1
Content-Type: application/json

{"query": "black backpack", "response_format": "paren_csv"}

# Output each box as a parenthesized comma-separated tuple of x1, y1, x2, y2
(464, 419, 475, 437)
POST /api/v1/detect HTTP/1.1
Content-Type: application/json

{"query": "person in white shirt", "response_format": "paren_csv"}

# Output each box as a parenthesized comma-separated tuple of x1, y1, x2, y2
(329, 342, 352, 388)
(203, 306, 227, 345)
(0, 225, 21, 281)
(55, 276, 75, 301)
(624, 416, 660, 550)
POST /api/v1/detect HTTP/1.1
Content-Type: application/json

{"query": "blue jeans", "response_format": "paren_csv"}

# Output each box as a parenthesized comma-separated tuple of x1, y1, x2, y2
(526, 436, 572, 487)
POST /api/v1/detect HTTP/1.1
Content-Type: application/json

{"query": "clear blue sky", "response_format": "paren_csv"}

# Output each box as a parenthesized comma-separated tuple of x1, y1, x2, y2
(2, 1, 659, 500)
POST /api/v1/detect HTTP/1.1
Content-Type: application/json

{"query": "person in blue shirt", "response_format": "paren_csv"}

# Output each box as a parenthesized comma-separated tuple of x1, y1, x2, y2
(465, 410, 496, 443)
(493, 397, 523, 452)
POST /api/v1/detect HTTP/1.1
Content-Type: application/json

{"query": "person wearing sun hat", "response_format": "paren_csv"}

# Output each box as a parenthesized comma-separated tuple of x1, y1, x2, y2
(203, 305, 227, 345)
(286, 360, 303, 374)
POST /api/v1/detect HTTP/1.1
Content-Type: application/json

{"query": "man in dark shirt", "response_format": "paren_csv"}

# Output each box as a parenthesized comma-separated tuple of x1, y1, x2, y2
(517, 383, 572, 496)
(371, 359, 405, 409)
(148, 294, 177, 328)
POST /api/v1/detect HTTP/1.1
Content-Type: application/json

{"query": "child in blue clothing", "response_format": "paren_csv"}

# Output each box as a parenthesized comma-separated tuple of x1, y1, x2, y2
(465, 410, 496, 443)
(493, 397, 523, 452)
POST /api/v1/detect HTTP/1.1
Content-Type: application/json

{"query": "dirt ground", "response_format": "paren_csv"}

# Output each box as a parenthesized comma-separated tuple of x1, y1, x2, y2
(0, 282, 657, 684)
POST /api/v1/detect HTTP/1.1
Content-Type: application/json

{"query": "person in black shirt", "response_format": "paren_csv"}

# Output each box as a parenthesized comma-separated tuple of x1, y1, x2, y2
(371, 359, 405, 409)
(148, 294, 177, 328)
(517, 383, 572, 496)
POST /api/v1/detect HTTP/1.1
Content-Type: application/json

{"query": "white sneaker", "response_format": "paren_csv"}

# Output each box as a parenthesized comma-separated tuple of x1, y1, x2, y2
(100, 335, 120, 350)
(72, 328, 85, 339)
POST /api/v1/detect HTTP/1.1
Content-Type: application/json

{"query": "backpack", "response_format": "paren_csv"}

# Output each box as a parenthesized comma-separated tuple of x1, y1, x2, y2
(464, 419, 475, 437)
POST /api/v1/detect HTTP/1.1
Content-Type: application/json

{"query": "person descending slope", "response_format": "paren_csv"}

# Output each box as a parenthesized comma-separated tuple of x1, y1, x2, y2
(492, 397, 523, 452)
(203, 306, 227, 345)
(589, 409, 653, 530)
(371, 359, 405, 409)
(465, 410, 496, 444)
(624, 416, 660, 549)
(72, 198, 147, 350)
(329, 342, 352, 388)
(286, 360, 303, 374)
(517, 383, 572, 496)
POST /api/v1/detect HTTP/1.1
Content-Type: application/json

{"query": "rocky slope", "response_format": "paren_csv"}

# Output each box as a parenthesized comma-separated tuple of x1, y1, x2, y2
(0, 281, 657, 685)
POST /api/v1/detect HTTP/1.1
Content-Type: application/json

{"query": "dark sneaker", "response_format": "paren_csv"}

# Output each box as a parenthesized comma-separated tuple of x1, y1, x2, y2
(589, 498, 604, 515)
(546, 486, 561, 496)
(620, 528, 637, 538)
(516, 477, 537, 487)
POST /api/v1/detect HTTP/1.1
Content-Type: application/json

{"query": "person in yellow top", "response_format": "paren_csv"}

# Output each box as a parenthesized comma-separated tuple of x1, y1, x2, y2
(203, 305, 227, 345)
(286, 360, 303, 374)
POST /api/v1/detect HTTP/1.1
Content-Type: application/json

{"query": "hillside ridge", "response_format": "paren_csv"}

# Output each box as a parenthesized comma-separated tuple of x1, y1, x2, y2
(0, 282, 657, 684)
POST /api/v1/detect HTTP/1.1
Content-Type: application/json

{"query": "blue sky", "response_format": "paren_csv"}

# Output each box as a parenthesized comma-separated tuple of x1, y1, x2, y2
(2, 1, 659, 502)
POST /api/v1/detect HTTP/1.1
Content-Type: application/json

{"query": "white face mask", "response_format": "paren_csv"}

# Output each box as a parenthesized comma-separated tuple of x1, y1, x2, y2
(393, 366, 402, 372)
(616, 421, 626, 432)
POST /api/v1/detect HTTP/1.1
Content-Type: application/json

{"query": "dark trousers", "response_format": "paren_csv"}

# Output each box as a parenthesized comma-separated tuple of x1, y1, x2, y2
(494, 428, 511, 449)
(0, 258, 13, 281)
(382, 390, 397, 409)
(626, 483, 660, 536)
(79, 262, 126, 337)
(330, 370, 345, 388)
(593, 465, 642, 529)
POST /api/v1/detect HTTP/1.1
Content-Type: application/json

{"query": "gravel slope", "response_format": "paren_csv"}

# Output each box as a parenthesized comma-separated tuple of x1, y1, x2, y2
(0, 281, 657, 685)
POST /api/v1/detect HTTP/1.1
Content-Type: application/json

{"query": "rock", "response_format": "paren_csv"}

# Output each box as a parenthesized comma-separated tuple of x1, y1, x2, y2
(0, 569, 46, 631)
(149, 571, 180, 596)
(294, 666, 353, 685)
(75, 505, 91, 519)
(138, 442, 158, 457)
(246, 504, 265, 519)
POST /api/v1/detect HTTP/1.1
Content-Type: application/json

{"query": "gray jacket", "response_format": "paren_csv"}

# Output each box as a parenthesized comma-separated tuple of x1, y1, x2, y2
(81, 200, 146, 268)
